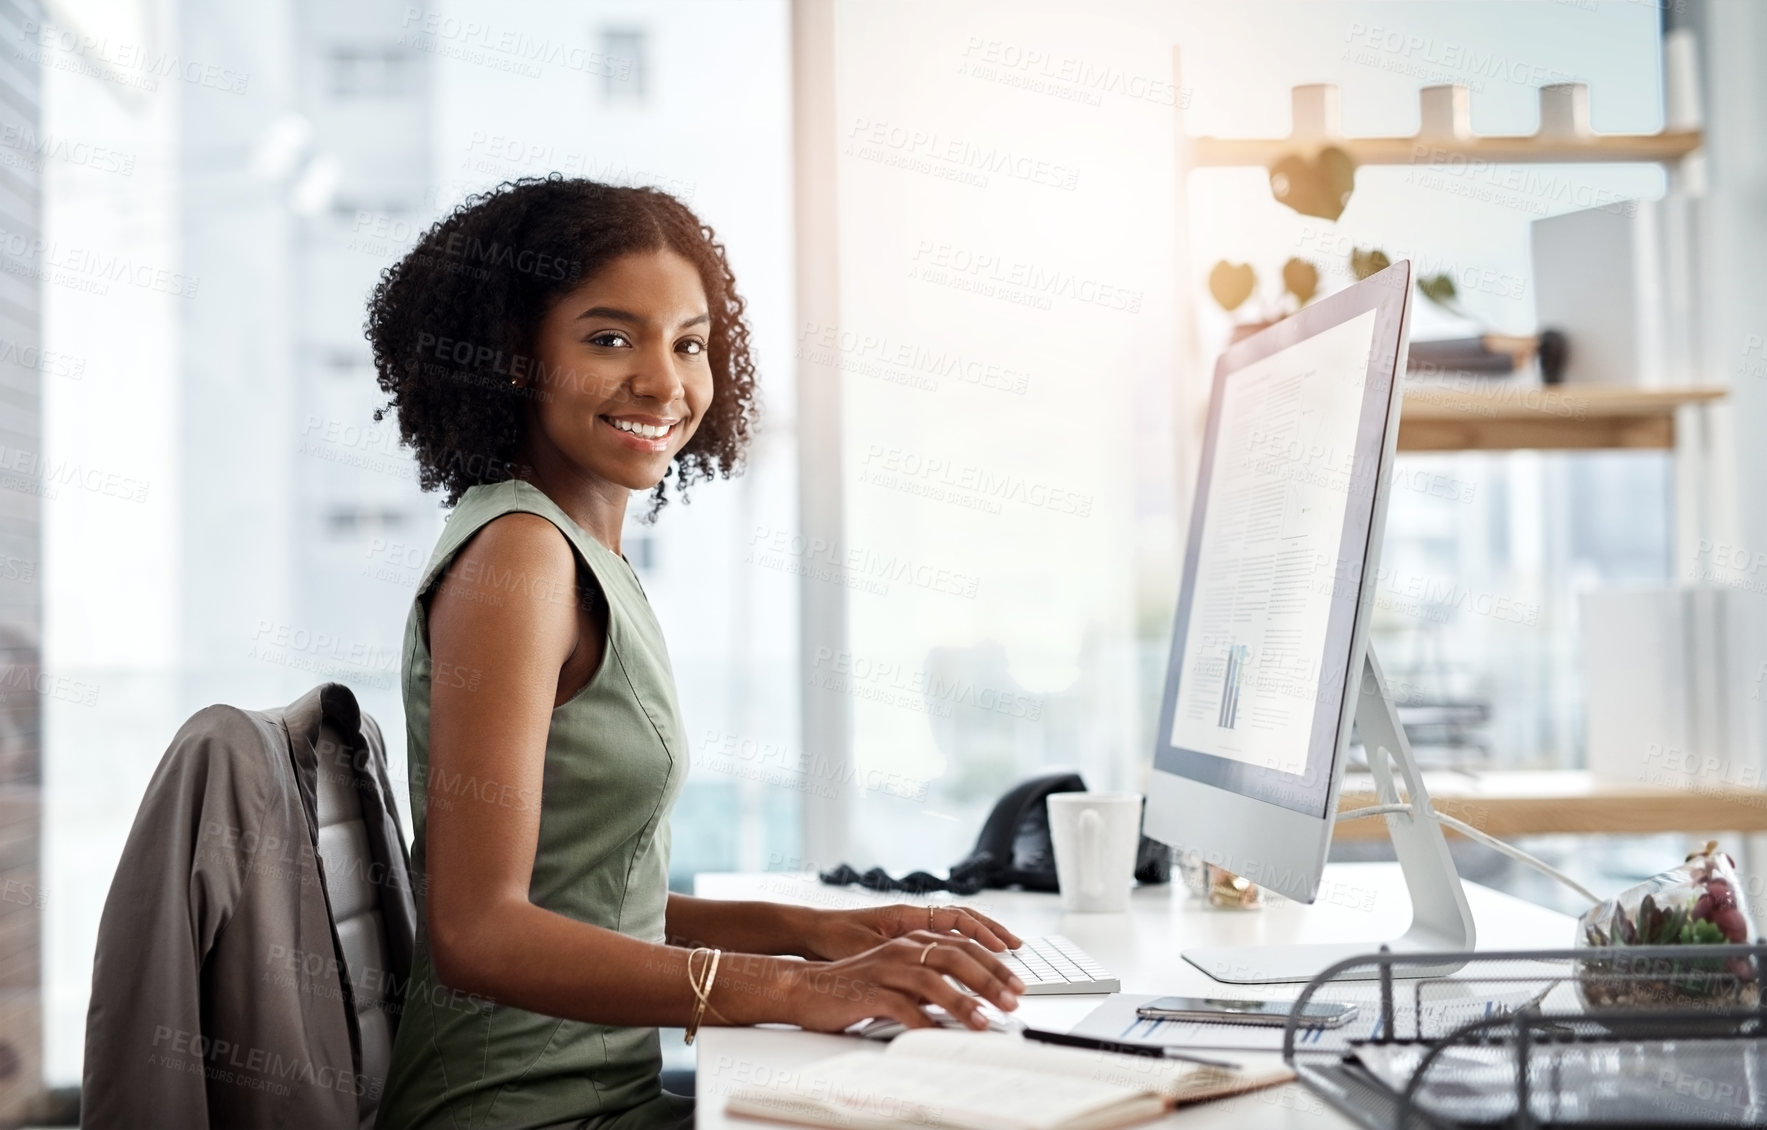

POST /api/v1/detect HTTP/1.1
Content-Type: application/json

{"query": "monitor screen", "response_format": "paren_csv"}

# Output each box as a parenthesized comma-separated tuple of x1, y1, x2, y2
(1153, 282, 1403, 820)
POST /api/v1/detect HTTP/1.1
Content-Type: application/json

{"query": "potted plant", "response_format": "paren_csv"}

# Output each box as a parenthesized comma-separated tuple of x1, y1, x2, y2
(1576, 841, 1757, 1014)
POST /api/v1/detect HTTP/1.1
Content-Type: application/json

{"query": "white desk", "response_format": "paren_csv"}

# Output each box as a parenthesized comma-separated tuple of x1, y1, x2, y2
(692, 863, 1575, 1129)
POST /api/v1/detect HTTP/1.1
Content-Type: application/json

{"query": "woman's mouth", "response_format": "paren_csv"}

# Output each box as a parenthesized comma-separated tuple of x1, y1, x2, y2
(599, 414, 680, 453)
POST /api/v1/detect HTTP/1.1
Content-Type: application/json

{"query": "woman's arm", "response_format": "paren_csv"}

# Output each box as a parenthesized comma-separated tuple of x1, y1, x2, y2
(424, 513, 724, 1025)
(422, 515, 1022, 1032)
(665, 894, 816, 955)
(667, 894, 1024, 961)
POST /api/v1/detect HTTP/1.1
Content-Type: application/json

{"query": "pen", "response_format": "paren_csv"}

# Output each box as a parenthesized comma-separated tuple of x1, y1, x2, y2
(1021, 1027, 1243, 1071)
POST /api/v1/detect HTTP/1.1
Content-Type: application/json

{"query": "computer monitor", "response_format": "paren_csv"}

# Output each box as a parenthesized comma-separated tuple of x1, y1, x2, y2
(1145, 260, 1477, 984)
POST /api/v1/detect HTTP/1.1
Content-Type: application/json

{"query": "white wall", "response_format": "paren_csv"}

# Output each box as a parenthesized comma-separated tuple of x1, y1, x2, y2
(826, 1, 1179, 867)
(816, 0, 1673, 869)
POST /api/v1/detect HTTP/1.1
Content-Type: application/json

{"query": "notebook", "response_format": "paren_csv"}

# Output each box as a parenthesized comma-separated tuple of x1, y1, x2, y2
(721, 1029, 1295, 1130)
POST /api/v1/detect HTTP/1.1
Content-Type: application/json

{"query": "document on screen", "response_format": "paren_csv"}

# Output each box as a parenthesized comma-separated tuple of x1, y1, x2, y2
(1168, 310, 1378, 775)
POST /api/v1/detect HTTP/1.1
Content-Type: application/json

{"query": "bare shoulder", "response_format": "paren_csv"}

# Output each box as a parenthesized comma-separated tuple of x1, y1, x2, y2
(442, 511, 576, 586)
(429, 511, 581, 655)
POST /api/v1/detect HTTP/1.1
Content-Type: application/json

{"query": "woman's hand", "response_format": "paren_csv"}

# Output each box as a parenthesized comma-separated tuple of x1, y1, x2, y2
(780, 932, 1025, 1034)
(803, 903, 1024, 961)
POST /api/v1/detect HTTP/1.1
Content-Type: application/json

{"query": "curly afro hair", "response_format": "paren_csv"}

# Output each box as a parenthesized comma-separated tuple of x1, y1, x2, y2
(366, 175, 758, 518)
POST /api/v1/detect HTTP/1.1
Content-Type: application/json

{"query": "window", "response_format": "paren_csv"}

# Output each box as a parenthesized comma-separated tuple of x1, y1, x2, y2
(325, 507, 409, 538)
(325, 47, 422, 98)
(38, 0, 801, 1098)
(598, 29, 647, 104)
(625, 531, 658, 572)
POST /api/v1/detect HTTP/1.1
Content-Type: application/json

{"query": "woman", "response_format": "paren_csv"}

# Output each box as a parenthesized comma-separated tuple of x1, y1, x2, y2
(367, 177, 1026, 1130)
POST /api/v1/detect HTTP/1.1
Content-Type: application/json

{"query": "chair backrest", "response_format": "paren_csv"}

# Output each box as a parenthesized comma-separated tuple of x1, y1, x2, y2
(312, 719, 400, 1129)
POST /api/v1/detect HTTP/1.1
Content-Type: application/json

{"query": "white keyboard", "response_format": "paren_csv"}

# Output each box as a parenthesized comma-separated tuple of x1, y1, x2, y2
(994, 934, 1119, 995)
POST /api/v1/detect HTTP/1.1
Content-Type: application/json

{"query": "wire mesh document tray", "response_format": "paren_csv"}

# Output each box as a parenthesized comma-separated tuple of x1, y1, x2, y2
(1278, 944, 1767, 1129)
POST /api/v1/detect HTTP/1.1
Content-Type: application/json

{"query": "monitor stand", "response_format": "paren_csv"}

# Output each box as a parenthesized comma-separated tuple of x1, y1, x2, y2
(1182, 648, 1477, 984)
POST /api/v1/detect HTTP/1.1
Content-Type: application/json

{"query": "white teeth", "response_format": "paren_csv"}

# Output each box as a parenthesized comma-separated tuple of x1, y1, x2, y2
(609, 418, 672, 439)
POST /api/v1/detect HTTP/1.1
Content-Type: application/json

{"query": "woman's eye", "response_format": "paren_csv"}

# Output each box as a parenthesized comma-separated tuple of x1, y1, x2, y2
(588, 331, 631, 348)
(678, 339, 705, 356)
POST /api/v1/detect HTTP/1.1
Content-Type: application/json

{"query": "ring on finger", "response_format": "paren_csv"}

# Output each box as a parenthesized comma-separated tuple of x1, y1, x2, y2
(920, 942, 939, 965)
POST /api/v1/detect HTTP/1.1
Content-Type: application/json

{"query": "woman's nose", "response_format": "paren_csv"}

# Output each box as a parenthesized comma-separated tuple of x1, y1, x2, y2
(628, 344, 685, 403)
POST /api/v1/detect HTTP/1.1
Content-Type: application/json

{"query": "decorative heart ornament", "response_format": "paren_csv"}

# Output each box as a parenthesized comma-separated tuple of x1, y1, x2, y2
(1208, 261, 1256, 312)
(1350, 246, 1390, 281)
(1281, 258, 1319, 305)
(1267, 145, 1356, 222)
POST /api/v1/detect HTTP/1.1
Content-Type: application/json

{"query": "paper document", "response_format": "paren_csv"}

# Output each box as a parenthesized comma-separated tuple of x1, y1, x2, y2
(1071, 987, 1553, 1052)
(721, 1029, 1293, 1130)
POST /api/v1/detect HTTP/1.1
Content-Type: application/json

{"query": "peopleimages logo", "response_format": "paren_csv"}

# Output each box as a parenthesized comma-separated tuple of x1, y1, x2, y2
(149, 1025, 373, 1099)
(910, 241, 1144, 314)
(0, 336, 85, 379)
(0, 123, 135, 175)
(698, 729, 931, 802)
(1342, 22, 1584, 89)
(746, 523, 981, 599)
(810, 648, 1043, 721)
(0, 225, 199, 298)
(859, 444, 1094, 518)
(16, 20, 251, 93)
(427, 230, 576, 281)
(958, 37, 1187, 108)
(399, 8, 634, 80)
(845, 117, 1080, 191)
(0, 443, 149, 502)
(797, 321, 1032, 396)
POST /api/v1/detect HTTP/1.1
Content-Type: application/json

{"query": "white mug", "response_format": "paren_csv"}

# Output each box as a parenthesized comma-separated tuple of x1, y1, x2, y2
(1046, 792, 1143, 913)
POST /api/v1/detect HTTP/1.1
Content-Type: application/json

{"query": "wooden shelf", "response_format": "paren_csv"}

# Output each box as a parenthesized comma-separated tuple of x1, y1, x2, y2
(1396, 384, 1726, 453)
(1187, 83, 1702, 169)
(1192, 131, 1703, 169)
(1337, 769, 1767, 841)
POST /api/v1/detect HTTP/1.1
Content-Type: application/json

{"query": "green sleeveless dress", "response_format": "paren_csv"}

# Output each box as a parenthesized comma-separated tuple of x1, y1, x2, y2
(380, 479, 690, 1129)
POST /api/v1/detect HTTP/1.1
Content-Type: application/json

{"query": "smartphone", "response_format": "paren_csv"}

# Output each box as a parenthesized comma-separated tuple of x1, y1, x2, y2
(1135, 996, 1358, 1028)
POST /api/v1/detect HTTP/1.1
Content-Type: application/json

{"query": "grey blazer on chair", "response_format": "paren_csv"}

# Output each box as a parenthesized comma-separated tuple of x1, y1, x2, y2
(82, 682, 416, 1129)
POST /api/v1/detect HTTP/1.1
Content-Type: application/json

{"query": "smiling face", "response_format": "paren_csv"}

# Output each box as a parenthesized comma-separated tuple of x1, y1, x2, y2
(521, 249, 713, 493)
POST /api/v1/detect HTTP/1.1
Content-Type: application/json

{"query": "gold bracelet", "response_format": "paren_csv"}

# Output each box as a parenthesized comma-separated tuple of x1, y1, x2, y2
(683, 947, 728, 1045)
(684, 948, 711, 1044)
(692, 953, 713, 1024)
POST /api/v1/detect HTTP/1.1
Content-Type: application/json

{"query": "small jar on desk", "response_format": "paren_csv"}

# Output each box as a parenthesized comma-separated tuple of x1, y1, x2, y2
(1176, 849, 1266, 910)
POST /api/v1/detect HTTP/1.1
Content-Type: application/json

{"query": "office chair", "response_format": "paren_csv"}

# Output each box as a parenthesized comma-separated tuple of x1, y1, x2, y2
(82, 683, 414, 1129)
(311, 702, 409, 1124)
